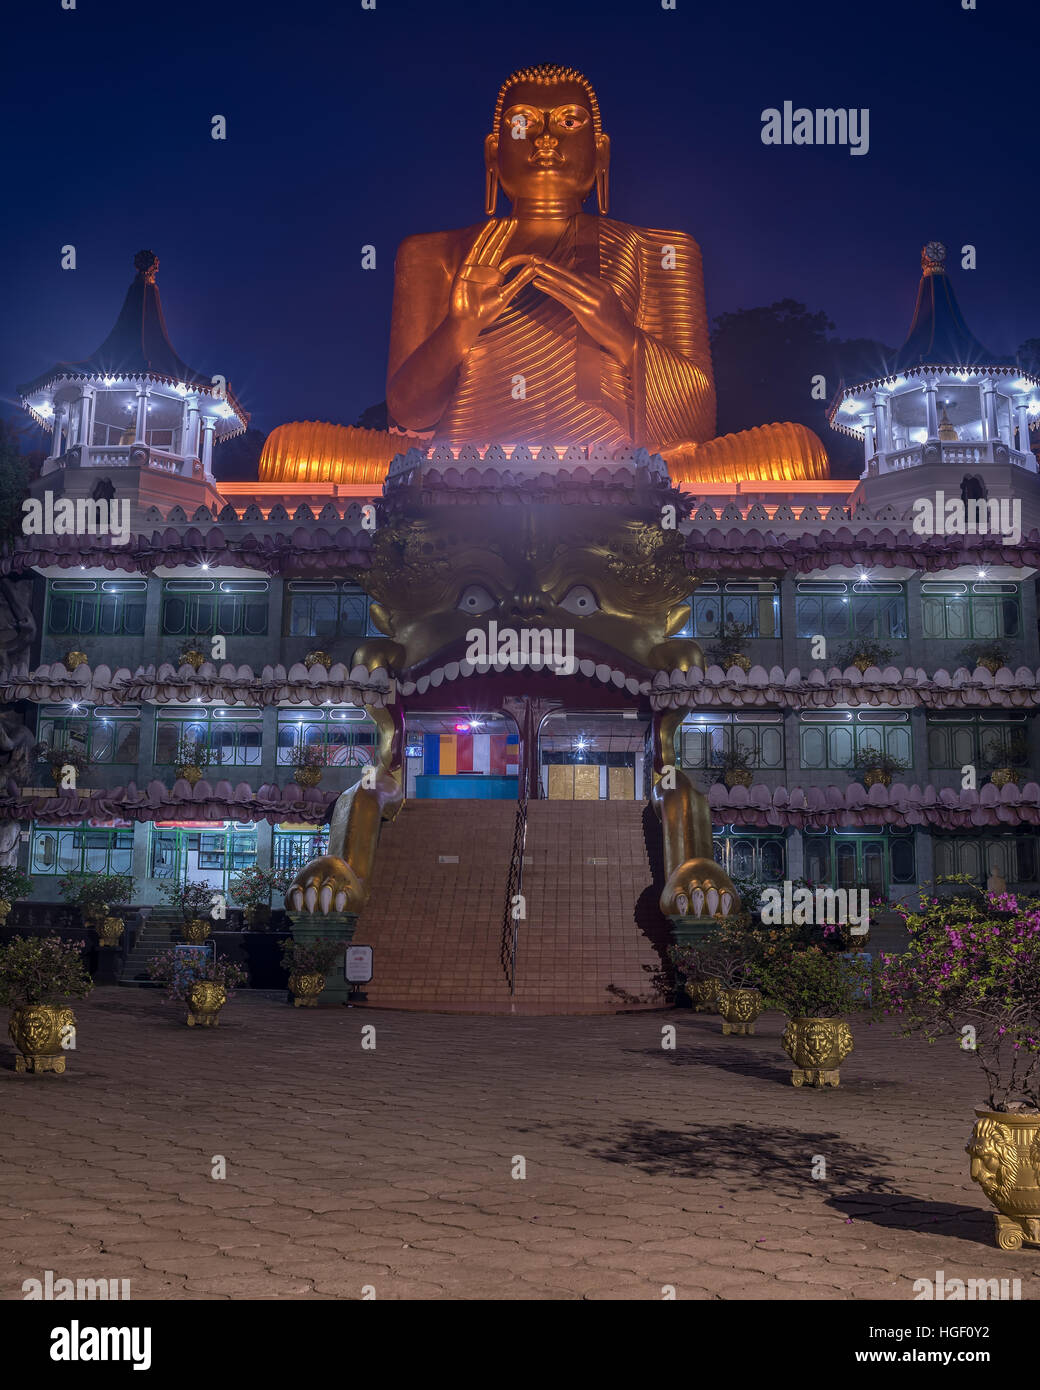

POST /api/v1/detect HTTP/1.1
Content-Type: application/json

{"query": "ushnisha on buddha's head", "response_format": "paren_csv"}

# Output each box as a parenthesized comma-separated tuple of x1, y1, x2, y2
(485, 63, 611, 215)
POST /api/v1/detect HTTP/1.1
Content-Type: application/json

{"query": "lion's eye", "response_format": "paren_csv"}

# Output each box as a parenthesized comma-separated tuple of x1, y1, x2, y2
(457, 584, 496, 614)
(559, 584, 599, 616)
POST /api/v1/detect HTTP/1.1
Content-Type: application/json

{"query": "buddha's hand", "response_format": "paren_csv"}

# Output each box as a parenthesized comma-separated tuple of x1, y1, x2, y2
(449, 220, 540, 344)
(501, 255, 638, 367)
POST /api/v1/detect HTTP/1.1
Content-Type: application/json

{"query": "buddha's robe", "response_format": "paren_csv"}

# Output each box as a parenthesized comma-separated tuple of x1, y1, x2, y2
(387, 214, 716, 452)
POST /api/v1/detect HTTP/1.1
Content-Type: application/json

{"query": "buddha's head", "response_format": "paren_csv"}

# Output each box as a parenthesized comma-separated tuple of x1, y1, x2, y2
(486, 64, 610, 214)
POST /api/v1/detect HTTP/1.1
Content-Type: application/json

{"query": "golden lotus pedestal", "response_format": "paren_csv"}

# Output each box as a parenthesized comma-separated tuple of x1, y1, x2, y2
(9, 1005, 75, 1073)
(967, 1109, 1040, 1250)
(782, 1017, 855, 1087)
(186, 982, 226, 1027)
(717, 987, 763, 1036)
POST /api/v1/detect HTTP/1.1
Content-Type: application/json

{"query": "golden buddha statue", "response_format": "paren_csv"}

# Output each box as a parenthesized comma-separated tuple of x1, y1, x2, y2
(383, 62, 827, 483)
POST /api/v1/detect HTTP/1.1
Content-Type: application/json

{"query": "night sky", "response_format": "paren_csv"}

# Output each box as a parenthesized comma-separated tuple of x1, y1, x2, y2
(3, 0, 1036, 456)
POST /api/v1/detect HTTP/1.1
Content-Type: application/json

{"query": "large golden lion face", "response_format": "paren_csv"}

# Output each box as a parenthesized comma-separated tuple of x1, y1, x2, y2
(967, 1118, 1018, 1200)
(359, 504, 697, 679)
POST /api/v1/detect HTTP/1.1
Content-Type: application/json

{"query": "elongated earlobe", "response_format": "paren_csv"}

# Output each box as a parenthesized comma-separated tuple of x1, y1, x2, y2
(595, 167, 609, 216)
(485, 167, 499, 217)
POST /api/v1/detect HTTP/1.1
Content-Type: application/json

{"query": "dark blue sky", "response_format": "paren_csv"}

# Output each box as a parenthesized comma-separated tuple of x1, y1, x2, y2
(3, 0, 1036, 444)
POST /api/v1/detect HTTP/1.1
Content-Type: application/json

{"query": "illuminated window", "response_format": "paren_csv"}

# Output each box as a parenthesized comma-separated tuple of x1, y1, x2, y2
(683, 581, 780, 639)
(276, 708, 376, 766)
(29, 823, 133, 876)
(161, 579, 269, 636)
(45, 579, 147, 636)
(926, 716, 1029, 770)
(799, 712, 911, 771)
(795, 581, 907, 640)
(284, 582, 371, 638)
(155, 709, 263, 766)
(920, 581, 1020, 640)
(679, 713, 785, 770)
(36, 706, 140, 766)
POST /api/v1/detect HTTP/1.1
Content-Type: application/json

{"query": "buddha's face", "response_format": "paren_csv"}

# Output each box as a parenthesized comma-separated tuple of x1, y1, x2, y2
(489, 79, 608, 206)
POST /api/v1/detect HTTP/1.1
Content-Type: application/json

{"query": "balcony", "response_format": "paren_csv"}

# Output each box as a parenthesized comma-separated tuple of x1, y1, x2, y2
(866, 438, 1036, 478)
(41, 444, 201, 480)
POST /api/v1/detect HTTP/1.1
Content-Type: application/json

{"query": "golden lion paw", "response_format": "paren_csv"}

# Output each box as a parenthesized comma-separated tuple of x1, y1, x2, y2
(287, 856, 365, 915)
(661, 858, 738, 919)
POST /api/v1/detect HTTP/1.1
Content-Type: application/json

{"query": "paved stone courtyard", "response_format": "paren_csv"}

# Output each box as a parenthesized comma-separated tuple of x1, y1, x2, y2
(2, 987, 1038, 1301)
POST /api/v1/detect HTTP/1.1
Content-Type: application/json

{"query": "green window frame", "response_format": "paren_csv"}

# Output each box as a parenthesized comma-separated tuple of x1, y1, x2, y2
(160, 579, 269, 637)
(712, 830, 787, 883)
(795, 581, 907, 640)
(926, 717, 1029, 770)
(933, 835, 1039, 885)
(36, 706, 140, 767)
(45, 579, 147, 636)
(684, 581, 780, 639)
(799, 713, 911, 771)
(803, 830, 916, 895)
(920, 581, 1021, 640)
(29, 823, 134, 876)
(273, 827, 330, 875)
(276, 708, 377, 767)
(679, 714, 785, 771)
(284, 582, 371, 638)
(148, 824, 258, 896)
(155, 709, 263, 767)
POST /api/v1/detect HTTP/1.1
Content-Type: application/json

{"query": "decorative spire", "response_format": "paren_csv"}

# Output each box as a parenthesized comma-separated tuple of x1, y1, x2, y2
(889, 239, 1011, 372)
(921, 240, 946, 275)
(133, 249, 159, 283)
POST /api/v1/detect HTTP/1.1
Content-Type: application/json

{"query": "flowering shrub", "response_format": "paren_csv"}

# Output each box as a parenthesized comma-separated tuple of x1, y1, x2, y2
(0, 867, 33, 903)
(280, 938, 343, 975)
(231, 866, 293, 911)
(0, 935, 93, 1007)
(59, 872, 135, 914)
(749, 945, 871, 1018)
(158, 879, 218, 923)
(876, 887, 1040, 1112)
(146, 948, 247, 1006)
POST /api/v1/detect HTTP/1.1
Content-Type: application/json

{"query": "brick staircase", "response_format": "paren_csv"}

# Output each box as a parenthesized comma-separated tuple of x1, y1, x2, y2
(353, 798, 671, 1014)
(354, 800, 516, 1011)
(514, 801, 670, 1013)
(120, 909, 183, 984)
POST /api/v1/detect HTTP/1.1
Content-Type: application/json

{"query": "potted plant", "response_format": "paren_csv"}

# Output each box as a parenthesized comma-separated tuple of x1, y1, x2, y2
(280, 937, 344, 1007)
(849, 746, 910, 788)
(173, 729, 207, 787)
(750, 941, 869, 1087)
(290, 742, 327, 788)
(834, 639, 894, 674)
(231, 865, 292, 929)
(706, 620, 754, 673)
(0, 866, 33, 925)
(692, 926, 764, 1036)
(668, 942, 722, 1012)
(712, 744, 754, 789)
(303, 650, 334, 670)
(877, 885, 1040, 1249)
(58, 872, 135, 945)
(35, 741, 89, 790)
(174, 635, 211, 671)
(146, 947, 247, 1027)
(960, 641, 1010, 676)
(158, 878, 218, 943)
(0, 934, 92, 1073)
(981, 730, 1029, 789)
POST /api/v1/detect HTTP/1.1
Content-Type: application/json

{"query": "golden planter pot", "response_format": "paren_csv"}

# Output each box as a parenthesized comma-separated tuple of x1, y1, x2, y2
(782, 1016, 854, 1087)
(179, 649, 207, 671)
(966, 1109, 1040, 1250)
(685, 977, 722, 1013)
(722, 653, 752, 673)
(9, 1004, 76, 1074)
(723, 769, 753, 789)
(186, 981, 226, 1027)
(862, 768, 892, 788)
(989, 767, 1021, 789)
(0, 899, 10, 924)
(717, 986, 763, 1036)
(289, 971, 326, 1007)
(176, 764, 204, 787)
(64, 650, 89, 671)
(294, 767, 323, 788)
(181, 919, 211, 944)
(97, 916, 124, 948)
(977, 657, 1003, 675)
(303, 650, 333, 669)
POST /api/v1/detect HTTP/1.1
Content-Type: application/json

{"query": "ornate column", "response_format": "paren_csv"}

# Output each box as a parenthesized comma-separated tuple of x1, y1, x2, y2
(51, 405, 65, 459)
(183, 394, 201, 461)
(923, 378, 939, 439)
(134, 384, 150, 444)
(980, 378, 997, 443)
(872, 390, 890, 467)
(78, 385, 96, 448)
(200, 417, 216, 479)
(859, 413, 875, 473)
(1015, 398, 1033, 459)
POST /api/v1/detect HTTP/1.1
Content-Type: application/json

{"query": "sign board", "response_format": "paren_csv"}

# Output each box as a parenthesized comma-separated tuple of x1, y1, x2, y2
(345, 945, 373, 983)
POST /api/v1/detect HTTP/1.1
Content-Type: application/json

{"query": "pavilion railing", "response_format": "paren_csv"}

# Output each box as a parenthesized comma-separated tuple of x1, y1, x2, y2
(501, 767, 529, 996)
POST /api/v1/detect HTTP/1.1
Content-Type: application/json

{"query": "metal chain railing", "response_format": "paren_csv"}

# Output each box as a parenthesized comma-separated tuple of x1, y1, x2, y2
(501, 766, 529, 994)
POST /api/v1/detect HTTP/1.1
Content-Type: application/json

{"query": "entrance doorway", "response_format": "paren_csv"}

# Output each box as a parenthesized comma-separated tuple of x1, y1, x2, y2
(539, 711, 647, 801)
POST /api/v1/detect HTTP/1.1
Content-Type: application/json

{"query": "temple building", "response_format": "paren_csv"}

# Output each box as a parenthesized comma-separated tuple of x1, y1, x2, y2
(4, 68, 1040, 1013)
